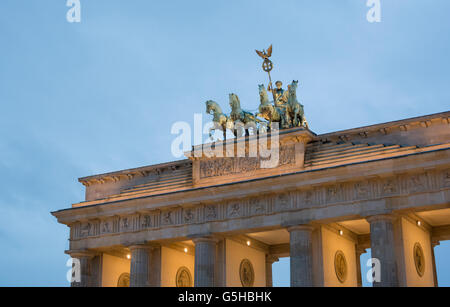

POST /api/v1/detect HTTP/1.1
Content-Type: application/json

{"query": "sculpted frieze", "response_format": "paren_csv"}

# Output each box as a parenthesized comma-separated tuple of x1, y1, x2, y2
(140, 214, 152, 229)
(120, 217, 131, 232)
(199, 145, 295, 179)
(70, 169, 448, 240)
(382, 178, 398, 196)
(204, 205, 218, 221)
(354, 181, 370, 199)
(227, 202, 242, 218)
(183, 208, 196, 224)
(249, 197, 266, 215)
(408, 174, 428, 193)
(161, 211, 174, 226)
(101, 219, 112, 234)
(274, 193, 291, 212)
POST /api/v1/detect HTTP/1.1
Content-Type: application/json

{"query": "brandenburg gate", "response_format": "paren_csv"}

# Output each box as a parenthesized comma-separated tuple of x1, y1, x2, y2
(52, 110, 450, 287)
(52, 47, 450, 287)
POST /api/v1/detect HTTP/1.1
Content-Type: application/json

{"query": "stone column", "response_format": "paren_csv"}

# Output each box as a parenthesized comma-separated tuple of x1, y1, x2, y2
(265, 255, 279, 287)
(366, 215, 399, 287)
(355, 247, 366, 287)
(69, 251, 102, 287)
(431, 240, 440, 287)
(129, 245, 152, 287)
(288, 225, 314, 287)
(193, 237, 218, 287)
(148, 245, 162, 287)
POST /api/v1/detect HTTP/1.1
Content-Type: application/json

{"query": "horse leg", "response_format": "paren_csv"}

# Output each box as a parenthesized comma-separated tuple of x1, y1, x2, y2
(293, 110, 299, 127)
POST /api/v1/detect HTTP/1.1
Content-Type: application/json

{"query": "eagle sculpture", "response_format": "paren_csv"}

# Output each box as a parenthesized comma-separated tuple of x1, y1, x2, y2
(255, 44, 273, 60)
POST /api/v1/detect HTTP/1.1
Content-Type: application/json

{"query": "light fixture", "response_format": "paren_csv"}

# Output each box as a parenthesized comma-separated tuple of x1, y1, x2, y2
(339, 230, 344, 236)
(184, 247, 188, 253)
(126, 254, 131, 259)
(417, 220, 422, 227)
(246, 240, 251, 246)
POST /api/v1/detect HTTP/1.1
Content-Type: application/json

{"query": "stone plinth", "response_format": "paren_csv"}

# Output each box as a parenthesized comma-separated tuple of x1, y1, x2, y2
(186, 127, 316, 187)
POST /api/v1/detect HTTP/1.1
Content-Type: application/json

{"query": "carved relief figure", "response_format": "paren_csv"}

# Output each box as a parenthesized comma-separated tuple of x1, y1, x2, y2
(413, 243, 425, 277)
(141, 215, 151, 228)
(239, 259, 255, 287)
(409, 175, 426, 193)
(162, 211, 173, 225)
(117, 273, 130, 287)
(355, 182, 369, 198)
(334, 251, 347, 283)
(279, 144, 295, 165)
(383, 179, 397, 195)
(250, 198, 265, 214)
(121, 217, 130, 231)
(228, 203, 241, 218)
(183, 209, 195, 223)
(276, 193, 290, 211)
(176, 267, 192, 287)
(205, 205, 217, 220)
(326, 186, 339, 202)
(101, 221, 111, 233)
(80, 222, 91, 237)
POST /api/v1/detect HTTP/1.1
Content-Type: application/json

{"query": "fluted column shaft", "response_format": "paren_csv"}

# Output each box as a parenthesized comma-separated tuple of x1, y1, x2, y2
(355, 247, 366, 287)
(288, 225, 314, 287)
(431, 240, 439, 287)
(69, 252, 101, 287)
(129, 245, 154, 287)
(265, 255, 279, 287)
(367, 215, 399, 287)
(194, 237, 218, 287)
(71, 255, 90, 287)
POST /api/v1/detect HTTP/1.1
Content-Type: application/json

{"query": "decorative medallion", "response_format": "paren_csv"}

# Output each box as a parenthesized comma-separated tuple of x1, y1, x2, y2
(239, 259, 255, 287)
(334, 250, 347, 283)
(176, 267, 193, 287)
(117, 272, 130, 287)
(413, 242, 425, 277)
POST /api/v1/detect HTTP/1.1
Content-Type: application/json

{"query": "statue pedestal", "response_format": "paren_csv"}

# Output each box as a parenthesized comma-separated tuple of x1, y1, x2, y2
(185, 127, 317, 188)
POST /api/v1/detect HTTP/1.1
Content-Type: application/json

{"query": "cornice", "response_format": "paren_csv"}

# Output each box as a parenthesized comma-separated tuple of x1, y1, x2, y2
(317, 111, 450, 143)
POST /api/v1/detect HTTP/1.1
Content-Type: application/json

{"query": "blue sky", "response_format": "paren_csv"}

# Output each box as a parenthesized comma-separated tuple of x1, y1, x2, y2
(0, 0, 449, 286)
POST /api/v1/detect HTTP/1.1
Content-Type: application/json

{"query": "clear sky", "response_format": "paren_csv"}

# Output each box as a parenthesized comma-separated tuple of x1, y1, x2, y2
(0, 0, 449, 286)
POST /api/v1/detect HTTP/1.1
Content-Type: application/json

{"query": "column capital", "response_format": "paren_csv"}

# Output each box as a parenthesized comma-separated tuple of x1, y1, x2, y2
(65, 249, 97, 259)
(192, 236, 220, 244)
(366, 214, 398, 224)
(355, 246, 367, 256)
(431, 239, 440, 248)
(128, 243, 160, 251)
(266, 254, 279, 264)
(287, 224, 315, 233)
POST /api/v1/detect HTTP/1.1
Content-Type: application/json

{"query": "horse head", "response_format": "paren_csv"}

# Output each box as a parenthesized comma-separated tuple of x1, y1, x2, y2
(229, 93, 241, 111)
(288, 80, 299, 98)
(258, 84, 270, 105)
(206, 100, 222, 115)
